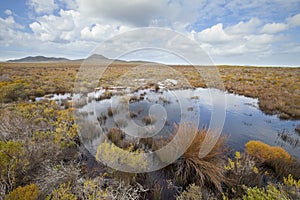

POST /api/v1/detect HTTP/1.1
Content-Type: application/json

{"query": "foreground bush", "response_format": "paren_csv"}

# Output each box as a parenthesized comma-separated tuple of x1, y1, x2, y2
(5, 184, 39, 200)
(245, 140, 299, 178)
(245, 141, 293, 163)
(96, 141, 147, 172)
(243, 185, 289, 200)
(0, 141, 28, 194)
(224, 151, 264, 198)
(176, 184, 202, 200)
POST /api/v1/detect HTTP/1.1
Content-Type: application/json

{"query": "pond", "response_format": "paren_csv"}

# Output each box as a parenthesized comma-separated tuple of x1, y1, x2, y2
(41, 87, 300, 159)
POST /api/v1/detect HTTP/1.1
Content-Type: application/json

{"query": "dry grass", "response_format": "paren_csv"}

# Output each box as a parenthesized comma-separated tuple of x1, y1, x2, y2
(157, 124, 227, 194)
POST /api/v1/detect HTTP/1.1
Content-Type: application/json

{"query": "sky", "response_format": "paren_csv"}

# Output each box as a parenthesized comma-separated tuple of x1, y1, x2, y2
(0, 0, 300, 66)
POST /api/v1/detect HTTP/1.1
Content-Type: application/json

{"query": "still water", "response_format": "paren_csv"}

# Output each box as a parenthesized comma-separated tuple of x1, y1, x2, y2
(41, 88, 300, 159)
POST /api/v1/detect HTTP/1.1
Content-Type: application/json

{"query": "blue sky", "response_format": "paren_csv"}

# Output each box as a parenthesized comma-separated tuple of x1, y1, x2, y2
(0, 0, 300, 66)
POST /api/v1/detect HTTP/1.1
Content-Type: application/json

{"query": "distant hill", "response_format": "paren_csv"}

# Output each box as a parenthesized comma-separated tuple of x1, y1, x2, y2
(6, 54, 157, 64)
(7, 56, 70, 63)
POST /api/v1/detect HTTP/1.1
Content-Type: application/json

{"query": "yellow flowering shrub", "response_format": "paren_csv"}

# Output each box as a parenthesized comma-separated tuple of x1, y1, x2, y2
(5, 184, 39, 200)
(96, 141, 147, 171)
(245, 141, 293, 163)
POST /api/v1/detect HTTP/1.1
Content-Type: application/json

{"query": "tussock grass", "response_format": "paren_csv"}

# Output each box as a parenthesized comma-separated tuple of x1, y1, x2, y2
(158, 124, 227, 194)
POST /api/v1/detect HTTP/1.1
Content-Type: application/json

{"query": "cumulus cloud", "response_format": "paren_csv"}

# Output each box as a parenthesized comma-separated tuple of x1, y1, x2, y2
(4, 9, 12, 15)
(1, 0, 300, 65)
(27, 0, 58, 14)
(198, 23, 232, 43)
(225, 18, 261, 34)
(287, 13, 300, 27)
(80, 24, 122, 41)
(77, 0, 165, 26)
(261, 23, 287, 34)
(29, 10, 79, 42)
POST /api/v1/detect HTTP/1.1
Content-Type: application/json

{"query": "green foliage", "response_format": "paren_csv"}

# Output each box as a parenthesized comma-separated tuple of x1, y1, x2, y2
(46, 182, 77, 200)
(53, 109, 78, 147)
(224, 151, 263, 198)
(177, 184, 202, 200)
(243, 185, 289, 200)
(96, 141, 147, 171)
(5, 184, 39, 200)
(284, 174, 300, 188)
(80, 179, 108, 200)
(0, 82, 26, 102)
(0, 140, 28, 192)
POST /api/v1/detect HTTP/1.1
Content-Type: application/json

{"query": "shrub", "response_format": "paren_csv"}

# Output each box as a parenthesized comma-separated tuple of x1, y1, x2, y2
(245, 141, 293, 163)
(0, 141, 28, 193)
(46, 182, 76, 200)
(243, 185, 289, 200)
(0, 83, 26, 102)
(245, 140, 298, 178)
(5, 184, 39, 200)
(107, 107, 116, 117)
(177, 184, 202, 200)
(142, 116, 157, 125)
(95, 141, 147, 173)
(224, 151, 264, 198)
(106, 127, 125, 147)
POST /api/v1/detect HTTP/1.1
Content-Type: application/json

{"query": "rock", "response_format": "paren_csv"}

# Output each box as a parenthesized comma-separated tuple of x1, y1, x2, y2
(295, 124, 300, 133)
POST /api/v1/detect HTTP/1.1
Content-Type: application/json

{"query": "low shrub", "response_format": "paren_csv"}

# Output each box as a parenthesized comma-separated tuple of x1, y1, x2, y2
(243, 185, 289, 200)
(177, 184, 202, 200)
(245, 140, 298, 178)
(0, 141, 28, 193)
(5, 184, 39, 200)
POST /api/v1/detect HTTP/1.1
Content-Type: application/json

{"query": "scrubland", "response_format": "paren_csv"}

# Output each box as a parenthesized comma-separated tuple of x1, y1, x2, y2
(0, 62, 299, 199)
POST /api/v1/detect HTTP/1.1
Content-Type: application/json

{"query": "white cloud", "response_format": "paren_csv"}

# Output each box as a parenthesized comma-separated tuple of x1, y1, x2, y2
(226, 18, 261, 34)
(81, 24, 115, 41)
(77, 0, 165, 26)
(27, 0, 58, 14)
(29, 10, 80, 42)
(261, 23, 287, 34)
(287, 13, 300, 27)
(198, 23, 232, 43)
(1, 0, 300, 66)
(4, 9, 12, 15)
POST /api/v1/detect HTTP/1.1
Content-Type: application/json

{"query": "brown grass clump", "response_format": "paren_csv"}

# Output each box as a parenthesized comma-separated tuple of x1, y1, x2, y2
(161, 124, 227, 194)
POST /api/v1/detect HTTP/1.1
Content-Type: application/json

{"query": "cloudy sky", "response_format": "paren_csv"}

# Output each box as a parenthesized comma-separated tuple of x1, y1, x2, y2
(0, 0, 300, 66)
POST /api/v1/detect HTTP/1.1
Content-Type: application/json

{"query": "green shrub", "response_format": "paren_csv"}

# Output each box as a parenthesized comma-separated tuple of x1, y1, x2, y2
(95, 141, 147, 172)
(0, 83, 26, 102)
(243, 185, 289, 200)
(0, 141, 28, 192)
(177, 184, 202, 200)
(46, 182, 77, 200)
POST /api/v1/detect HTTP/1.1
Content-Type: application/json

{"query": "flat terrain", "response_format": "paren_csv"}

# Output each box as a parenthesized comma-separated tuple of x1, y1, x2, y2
(1, 62, 299, 119)
(1, 61, 300, 199)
